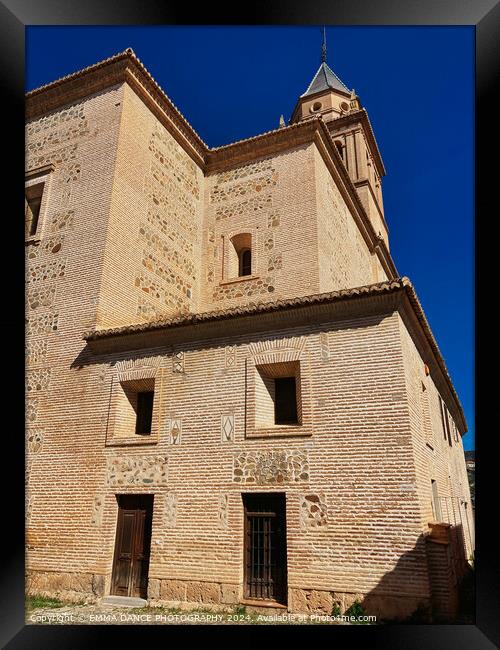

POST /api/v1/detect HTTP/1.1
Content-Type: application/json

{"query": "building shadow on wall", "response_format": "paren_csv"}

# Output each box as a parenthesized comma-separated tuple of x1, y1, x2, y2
(351, 527, 473, 624)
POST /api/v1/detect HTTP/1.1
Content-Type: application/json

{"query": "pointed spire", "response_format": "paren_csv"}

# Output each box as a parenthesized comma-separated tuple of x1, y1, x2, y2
(321, 26, 327, 64)
(279, 114, 286, 128)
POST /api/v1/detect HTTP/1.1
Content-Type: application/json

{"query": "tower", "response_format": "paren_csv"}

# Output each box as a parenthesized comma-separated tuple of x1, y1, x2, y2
(290, 31, 388, 248)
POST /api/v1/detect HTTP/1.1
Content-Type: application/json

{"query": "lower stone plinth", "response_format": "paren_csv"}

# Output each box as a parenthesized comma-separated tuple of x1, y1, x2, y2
(288, 586, 430, 621)
(26, 570, 104, 603)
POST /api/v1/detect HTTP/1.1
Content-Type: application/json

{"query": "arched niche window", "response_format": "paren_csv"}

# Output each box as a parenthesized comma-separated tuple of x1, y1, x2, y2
(239, 248, 252, 276)
(228, 233, 252, 278)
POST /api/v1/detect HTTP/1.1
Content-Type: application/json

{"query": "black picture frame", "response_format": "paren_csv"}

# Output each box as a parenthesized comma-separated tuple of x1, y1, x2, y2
(4, 0, 498, 646)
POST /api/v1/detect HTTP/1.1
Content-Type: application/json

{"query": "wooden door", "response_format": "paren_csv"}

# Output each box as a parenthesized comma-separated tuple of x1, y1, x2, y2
(111, 495, 153, 598)
(243, 493, 287, 604)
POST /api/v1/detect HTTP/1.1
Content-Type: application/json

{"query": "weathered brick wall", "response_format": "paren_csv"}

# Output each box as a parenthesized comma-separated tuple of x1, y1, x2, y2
(313, 147, 387, 291)
(25, 66, 469, 620)
(201, 144, 321, 311)
(27, 308, 434, 617)
(97, 84, 205, 328)
(26, 85, 125, 557)
(398, 318, 474, 560)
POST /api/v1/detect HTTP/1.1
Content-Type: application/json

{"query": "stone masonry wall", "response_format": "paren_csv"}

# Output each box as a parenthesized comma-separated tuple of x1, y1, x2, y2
(25, 86, 124, 561)
(314, 147, 387, 292)
(27, 310, 435, 617)
(96, 84, 204, 328)
(201, 144, 321, 312)
(398, 319, 474, 560)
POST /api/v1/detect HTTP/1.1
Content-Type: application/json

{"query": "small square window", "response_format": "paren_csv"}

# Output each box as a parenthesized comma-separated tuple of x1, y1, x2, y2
(106, 375, 158, 445)
(255, 361, 302, 428)
(245, 352, 312, 439)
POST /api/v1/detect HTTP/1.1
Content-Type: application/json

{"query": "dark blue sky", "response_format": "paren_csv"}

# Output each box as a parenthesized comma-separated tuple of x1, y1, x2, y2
(26, 26, 474, 450)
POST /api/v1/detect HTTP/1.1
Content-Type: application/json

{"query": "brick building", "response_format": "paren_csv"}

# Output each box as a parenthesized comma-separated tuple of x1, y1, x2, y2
(25, 47, 474, 621)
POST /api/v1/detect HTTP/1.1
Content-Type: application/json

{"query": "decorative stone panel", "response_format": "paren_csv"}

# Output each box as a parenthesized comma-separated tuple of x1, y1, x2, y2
(172, 351, 184, 373)
(137, 297, 165, 321)
(26, 312, 59, 337)
(263, 234, 274, 251)
(26, 398, 39, 423)
(135, 272, 189, 313)
(26, 368, 51, 393)
(233, 450, 309, 484)
(267, 210, 280, 228)
(141, 250, 193, 297)
(27, 430, 44, 454)
(225, 346, 236, 369)
(26, 338, 48, 367)
(106, 455, 168, 486)
(215, 194, 272, 222)
(48, 210, 74, 233)
(27, 259, 66, 284)
(146, 208, 193, 255)
(139, 224, 196, 279)
(267, 253, 282, 271)
(213, 276, 275, 301)
(218, 494, 229, 529)
(166, 419, 182, 445)
(90, 494, 104, 526)
(26, 236, 65, 261)
(165, 492, 177, 526)
(27, 285, 57, 310)
(221, 414, 235, 442)
(300, 494, 328, 528)
(26, 142, 78, 170)
(210, 170, 278, 203)
(143, 175, 196, 235)
(148, 125, 199, 199)
(217, 159, 274, 184)
(63, 162, 81, 183)
(319, 332, 330, 362)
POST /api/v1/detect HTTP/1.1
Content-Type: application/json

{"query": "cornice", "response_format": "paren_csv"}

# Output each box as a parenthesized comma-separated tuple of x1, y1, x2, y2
(26, 49, 208, 167)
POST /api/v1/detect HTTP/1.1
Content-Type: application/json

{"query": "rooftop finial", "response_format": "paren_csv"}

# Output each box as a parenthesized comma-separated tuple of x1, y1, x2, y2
(321, 26, 327, 64)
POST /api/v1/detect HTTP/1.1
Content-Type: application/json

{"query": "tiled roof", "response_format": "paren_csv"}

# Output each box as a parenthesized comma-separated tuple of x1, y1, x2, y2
(84, 278, 408, 340)
(301, 62, 350, 97)
(83, 277, 466, 433)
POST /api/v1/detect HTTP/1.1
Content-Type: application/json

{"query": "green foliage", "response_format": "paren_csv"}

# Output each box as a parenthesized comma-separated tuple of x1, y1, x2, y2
(330, 602, 342, 617)
(344, 600, 366, 621)
(233, 605, 247, 616)
(25, 595, 65, 611)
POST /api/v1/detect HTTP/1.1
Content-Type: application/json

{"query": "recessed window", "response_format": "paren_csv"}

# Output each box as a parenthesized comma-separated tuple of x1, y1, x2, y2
(110, 377, 156, 441)
(431, 479, 442, 521)
(135, 391, 154, 435)
(255, 361, 301, 428)
(25, 182, 44, 238)
(239, 248, 252, 277)
(340, 101, 349, 112)
(274, 377, 298, 424)
(311, 101, 322, 112)
(439, 396, 452, 447)
(228, 233, 252, 278)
